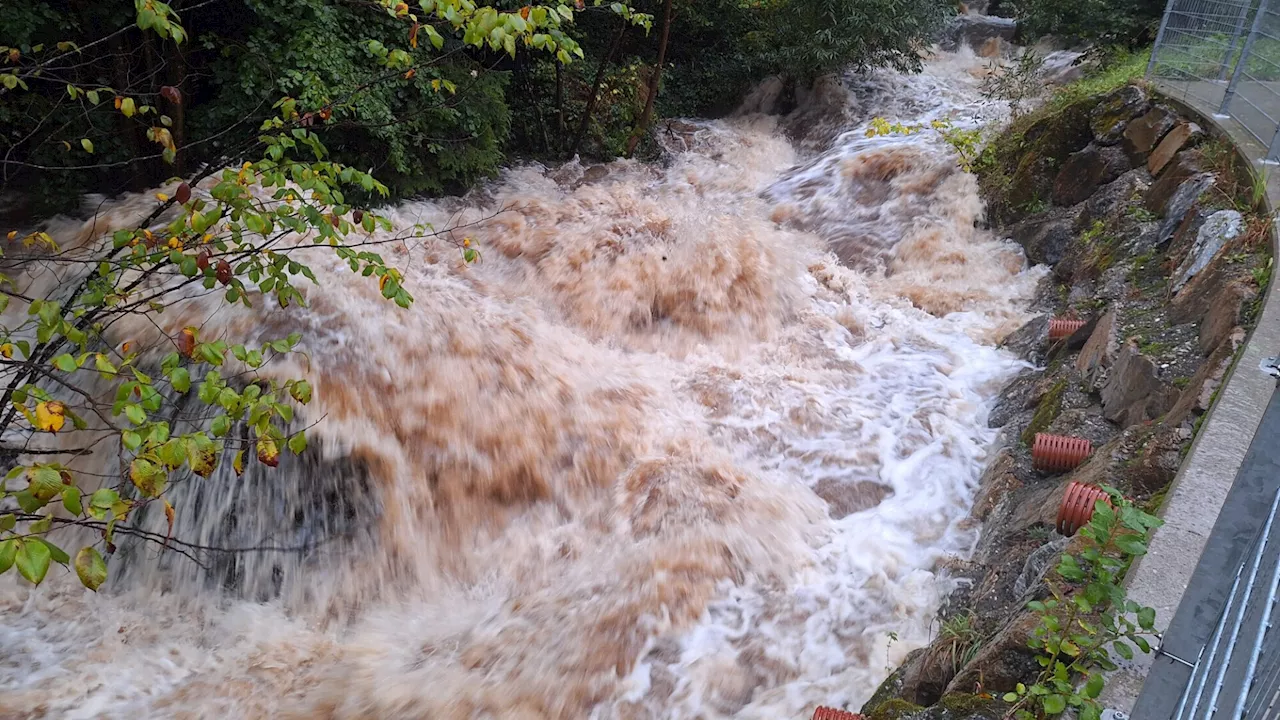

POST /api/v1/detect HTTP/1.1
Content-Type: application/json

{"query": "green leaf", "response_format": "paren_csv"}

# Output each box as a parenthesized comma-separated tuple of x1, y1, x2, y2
(81, 138, 94, 153)
(39, 538, 69, 565)
(1084, 673, 1104, 699)
(210, 414, 231, 437)
(121, 97, 136, 118)
(1137, 606, 1156, 631)
(0, 539, 15, 575)
(1113, 640, 1134, 660)
(1043, 695, 1067, 715)
(1003, 693, 1018, 703)
(288, 432, 307, 454)
(53, 353, 78, 372)
(170, 367, 191, 393)
(125, 404, 146, 425)
(1114, 534, 1148, 557)
(15, 539, 51, 585)
(0, 514, 14, 532)
(90, 488, 119, 509)
(75, 546, 107, 591)
(62, 487, 83, 516)
(122, 430, 142, 450)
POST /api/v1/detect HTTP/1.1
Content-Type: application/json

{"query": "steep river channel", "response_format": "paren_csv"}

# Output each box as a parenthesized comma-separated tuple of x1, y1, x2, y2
(0, 46, 1044, 719)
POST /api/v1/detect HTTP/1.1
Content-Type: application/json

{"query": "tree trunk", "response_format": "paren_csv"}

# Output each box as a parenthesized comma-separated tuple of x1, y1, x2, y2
(624, 0, 673, 158)
(569, 19, 628, 158)
(555, 61, 566, 139)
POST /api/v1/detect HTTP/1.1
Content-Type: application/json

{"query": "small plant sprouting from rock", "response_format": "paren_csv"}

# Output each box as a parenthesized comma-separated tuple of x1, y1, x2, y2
(1002, 490, 1163, 720)
(940, 612, 984, 674)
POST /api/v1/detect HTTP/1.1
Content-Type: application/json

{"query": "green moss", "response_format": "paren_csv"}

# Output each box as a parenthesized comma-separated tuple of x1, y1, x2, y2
(868, 698, 927, 720)
(938, 693, 997, 714)
(1022, 379, 1067, 446)
(976, 49, 1151, 226)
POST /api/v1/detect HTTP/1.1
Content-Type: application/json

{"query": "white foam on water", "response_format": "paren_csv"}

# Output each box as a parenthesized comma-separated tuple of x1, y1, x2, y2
(0, 49, 1043, 719)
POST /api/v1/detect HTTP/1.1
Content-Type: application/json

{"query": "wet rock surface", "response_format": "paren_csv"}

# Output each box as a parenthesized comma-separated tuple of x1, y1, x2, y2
(866, 82, 1273, 720)
(1053, 144, 1132, 206)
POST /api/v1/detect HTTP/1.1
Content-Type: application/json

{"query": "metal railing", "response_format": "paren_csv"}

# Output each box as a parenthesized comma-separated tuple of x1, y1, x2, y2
(1149, 0, 1280, 159)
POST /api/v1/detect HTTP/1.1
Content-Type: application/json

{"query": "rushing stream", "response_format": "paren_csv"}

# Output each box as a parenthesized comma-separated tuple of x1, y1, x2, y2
(1, 46, 1044, 719)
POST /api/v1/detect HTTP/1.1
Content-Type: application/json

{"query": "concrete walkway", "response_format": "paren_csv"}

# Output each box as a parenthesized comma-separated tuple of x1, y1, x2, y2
(1101, 81, 1280, 716)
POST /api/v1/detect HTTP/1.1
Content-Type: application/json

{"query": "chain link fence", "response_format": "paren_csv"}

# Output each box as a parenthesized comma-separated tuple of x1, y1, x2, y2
(1149, 0, 1280, 159)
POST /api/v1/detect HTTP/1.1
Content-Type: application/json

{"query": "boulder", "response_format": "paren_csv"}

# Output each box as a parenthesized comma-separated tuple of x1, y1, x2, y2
(914, 694, 1007, 720)
(945, 612, 1043, 694)
(1170, 249, 1256, 354)
(1013, 536, 1071, 598)
(1075, 310, 1118, 390)
(813, 478, 894, 519)
(1123, 106, 1179, 163)
(1145, 149, 1205, 214)
(1127, 426, 1185, 496)
(1100, 340, 1178, 427)
(939, 15, 1018, 53)
(1157, 173, 1216, 247)
(1167, 330, 1244, 425)
(989, 371, 1042, 428)
(1007, 152, 1056, 211)
(1021, 99, 1096, 164)
(1078, 170, 1150, 230)
(1090, 85, 1151, 145)
(1000, 314, 1049, 361)
(1011, 214, 1078, 265)
(1172, 209, 1243, 293)
(977, 36, 1005, 58)
(1053, 145, 1131, 206)
(1149, 122, 1206, 176)
(1199, 278, 1255, 355)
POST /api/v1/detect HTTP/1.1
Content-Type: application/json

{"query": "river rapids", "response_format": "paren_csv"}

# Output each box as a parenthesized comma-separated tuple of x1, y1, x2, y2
(0, 47, 1045, 719)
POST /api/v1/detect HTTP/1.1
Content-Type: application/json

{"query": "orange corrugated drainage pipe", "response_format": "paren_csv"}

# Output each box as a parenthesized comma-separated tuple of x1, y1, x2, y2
(1048, 317, 1088, 342)
(1057, 480, 1113, 536)
(813, 708, 863, 720)
(1032, 433, 1093, 473)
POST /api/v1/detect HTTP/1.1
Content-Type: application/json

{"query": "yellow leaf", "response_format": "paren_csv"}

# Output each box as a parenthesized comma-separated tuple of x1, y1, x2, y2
(6, 230, 15, 240)
(34, 401, 66, 433)
(0, 344, 12, 359)
(155, 192, 169, 202)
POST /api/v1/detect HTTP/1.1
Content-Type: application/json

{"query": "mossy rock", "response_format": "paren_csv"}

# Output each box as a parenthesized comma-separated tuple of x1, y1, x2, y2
(1089, 85, 1151, 145)
(867, 698, 927, 720)
(861, 655, 916, 713)
(1021, 98, 1096, 164)
(1006, 151, 1054, 216)
(1021, 378, 1067, 445)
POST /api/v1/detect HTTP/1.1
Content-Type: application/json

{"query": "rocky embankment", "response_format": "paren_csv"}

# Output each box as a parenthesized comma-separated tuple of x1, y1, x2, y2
(858, 81, 1274, 720)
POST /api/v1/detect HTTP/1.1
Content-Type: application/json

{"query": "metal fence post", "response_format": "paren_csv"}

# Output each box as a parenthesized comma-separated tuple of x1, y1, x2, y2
(1148, 0, 1178, 78)
(1266, 123, 1280, 161)
(1218, 1, 1256, 81)
(1221, 0, 1272, 114)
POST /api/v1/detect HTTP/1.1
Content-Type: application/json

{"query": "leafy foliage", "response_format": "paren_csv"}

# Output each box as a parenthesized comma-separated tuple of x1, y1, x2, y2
(0, 0, 639, 591)
(1002, 490, 1163, 720)
(1014, 0, 1164, 47)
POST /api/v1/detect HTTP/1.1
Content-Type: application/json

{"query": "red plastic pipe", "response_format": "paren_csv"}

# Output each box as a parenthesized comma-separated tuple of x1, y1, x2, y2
(1032, 433, 1093, 473)
(813, 708, 863, 720)
(1056, 480, 1112, 535)
(1048, 317, 1088, 342)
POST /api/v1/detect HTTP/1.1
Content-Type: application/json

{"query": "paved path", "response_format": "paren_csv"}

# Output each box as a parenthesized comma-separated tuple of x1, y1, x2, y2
(1101, 80, 1280, 717)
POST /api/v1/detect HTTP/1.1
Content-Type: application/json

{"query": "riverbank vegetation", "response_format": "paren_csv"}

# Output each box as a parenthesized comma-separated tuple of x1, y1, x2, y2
(2, 0, 952, 222)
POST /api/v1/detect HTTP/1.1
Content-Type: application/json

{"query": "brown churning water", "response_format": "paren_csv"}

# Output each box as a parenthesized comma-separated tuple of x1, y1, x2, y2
(0, 49, 1044, 719)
